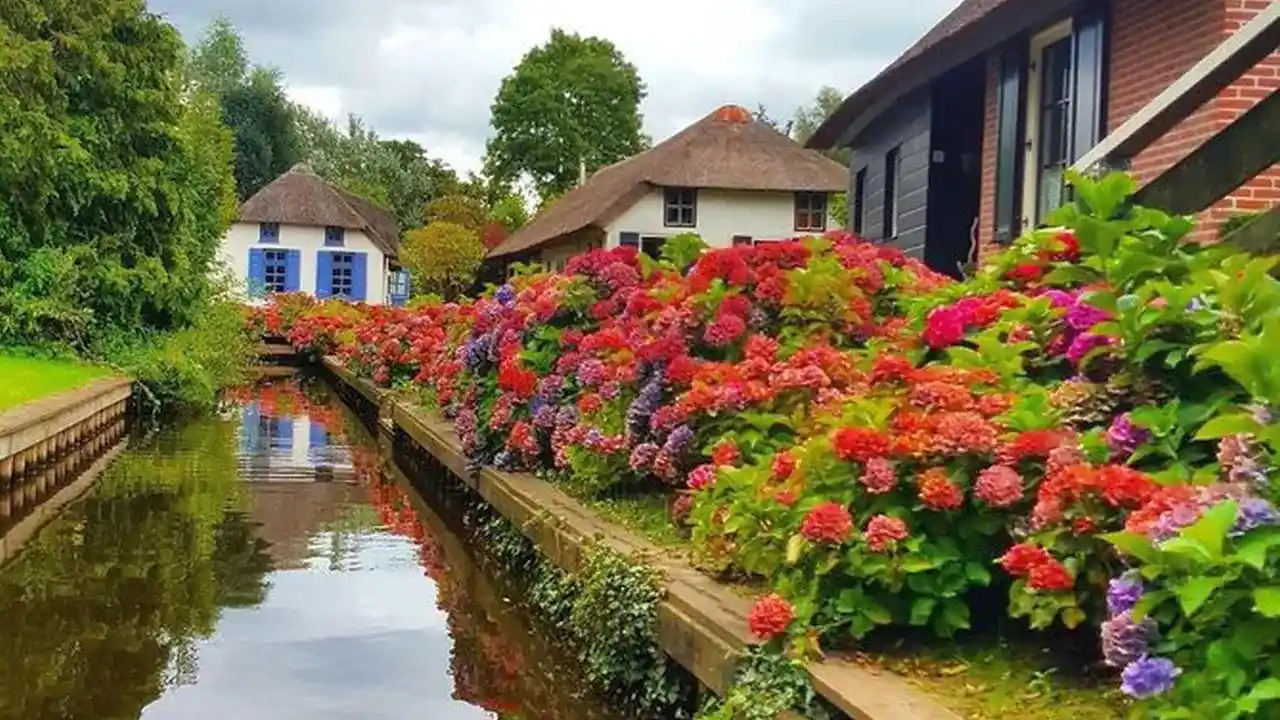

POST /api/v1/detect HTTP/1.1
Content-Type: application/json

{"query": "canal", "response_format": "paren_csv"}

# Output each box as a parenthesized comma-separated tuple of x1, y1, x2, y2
(0, 378, 618, 720)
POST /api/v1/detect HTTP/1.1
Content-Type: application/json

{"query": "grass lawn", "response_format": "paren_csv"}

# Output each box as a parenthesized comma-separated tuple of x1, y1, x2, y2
(0, 355, 113, 411)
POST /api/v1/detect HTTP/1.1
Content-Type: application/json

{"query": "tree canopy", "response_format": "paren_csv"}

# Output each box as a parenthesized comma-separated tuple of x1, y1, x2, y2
(400, 222, 485, 301)
(185, 13, 248, 97)
(0, 0, 239, 348)
(220, 68, 302, 200)
(484, 29, 647, 201)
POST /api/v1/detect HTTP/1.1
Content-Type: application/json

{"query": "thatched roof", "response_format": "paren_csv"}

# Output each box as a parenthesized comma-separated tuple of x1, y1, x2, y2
(238, 164, 401, 258)
(488, 105, 848, 258)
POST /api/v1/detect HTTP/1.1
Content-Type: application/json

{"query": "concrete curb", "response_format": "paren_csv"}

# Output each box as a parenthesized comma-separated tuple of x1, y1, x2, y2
(322, 357, 959, 720)
(0, 377, 131, 485)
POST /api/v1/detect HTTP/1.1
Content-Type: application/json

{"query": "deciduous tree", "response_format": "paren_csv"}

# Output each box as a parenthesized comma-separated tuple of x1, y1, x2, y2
(185, 13, 248, 97)
(221, 68, 303, 200)
(400, 222, 486, 301)
(485, 29, 647, 201)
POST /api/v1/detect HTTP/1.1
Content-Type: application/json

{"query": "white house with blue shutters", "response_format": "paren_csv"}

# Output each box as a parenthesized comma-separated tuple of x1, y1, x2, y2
(221, 164, 410, 305)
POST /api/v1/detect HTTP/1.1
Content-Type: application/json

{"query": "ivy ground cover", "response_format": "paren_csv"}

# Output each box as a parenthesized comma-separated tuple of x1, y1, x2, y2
(253, 173, 1280, 719)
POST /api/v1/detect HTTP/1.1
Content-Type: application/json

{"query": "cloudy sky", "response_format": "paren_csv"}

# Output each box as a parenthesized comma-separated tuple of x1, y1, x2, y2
(148, 0, 962, 174)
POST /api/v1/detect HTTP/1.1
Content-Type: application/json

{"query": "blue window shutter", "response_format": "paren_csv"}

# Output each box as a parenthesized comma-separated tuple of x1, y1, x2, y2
(284, 250, 301, 292)
(316, 251, 333, 298)
(248, 248, 266, 298)
(351, 253, 368, 301)
(389, 270, 408, 306)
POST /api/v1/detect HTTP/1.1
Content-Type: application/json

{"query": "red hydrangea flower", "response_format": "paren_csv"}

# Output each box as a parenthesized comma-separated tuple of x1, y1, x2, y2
(974, 465, 1024, 508)
(771, 451, 797, 481)
(864, 515, 908, 552)
(858, 457, 898, 494)
(748, 593, 795, 640)
(711, 440, 740, 466)
(800, 502, 854, 544)
(1005, 263, 1045, 284)
(918, 468, 963, 510)
(832, 427, 892, 464)
(704, 313, 747, 346)
(922, 305, 968, 348)
(1028, 558, 1075, 592)
(998, 542, 1052, 577)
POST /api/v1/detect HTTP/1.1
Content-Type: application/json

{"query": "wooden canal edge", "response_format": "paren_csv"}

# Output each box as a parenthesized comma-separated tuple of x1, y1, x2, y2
(322, 357, 960, 720)
(0, 377, 131, 486)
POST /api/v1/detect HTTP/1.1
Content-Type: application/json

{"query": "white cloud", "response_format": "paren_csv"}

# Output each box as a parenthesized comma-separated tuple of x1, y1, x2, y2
(152, 0, 965, 174)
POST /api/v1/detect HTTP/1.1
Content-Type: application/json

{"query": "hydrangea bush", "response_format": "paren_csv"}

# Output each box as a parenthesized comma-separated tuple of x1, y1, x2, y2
(251, 173, 1280, 717)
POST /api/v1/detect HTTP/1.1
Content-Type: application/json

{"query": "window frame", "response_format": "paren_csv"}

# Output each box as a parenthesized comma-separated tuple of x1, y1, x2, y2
(324, 226, 346, 247)
(883, 146, 901, 240)
(663, 187, 697, 228)
(259, 222, 280, 244)
(330, 251, 356, 298)
(1022, 19, 1074, 228)
(793, 192, 828, 233)
(262, 249, 289, 294)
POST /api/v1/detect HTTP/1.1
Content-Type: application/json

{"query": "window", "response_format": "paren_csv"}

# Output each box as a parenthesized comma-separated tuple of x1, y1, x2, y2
(325, 226, 345, 247)
(794, 192, 828, 232)
(262, 249, 288, 294)
(1020, 17, 1106, 227)
(883, 147, 901, 240)
(330, 252, 355, 297)
(732, 235, 754, 247)
(852, 169, 866, 235)
(640, 235, 666, 260)
(259, 222, 280, 243)
(663, 187, 697, 227)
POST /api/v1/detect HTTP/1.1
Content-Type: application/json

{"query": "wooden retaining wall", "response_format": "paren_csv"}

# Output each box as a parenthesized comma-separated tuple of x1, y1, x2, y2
(0, 378, 131, 486)
(322, 357, 959, 720)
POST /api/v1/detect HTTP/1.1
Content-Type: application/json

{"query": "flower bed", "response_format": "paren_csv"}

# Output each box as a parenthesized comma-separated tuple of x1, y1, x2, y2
(251, 173, 1280, 719)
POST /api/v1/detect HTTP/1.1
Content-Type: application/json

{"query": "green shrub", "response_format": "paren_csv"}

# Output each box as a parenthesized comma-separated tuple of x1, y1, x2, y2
(98, 297, 256, 412)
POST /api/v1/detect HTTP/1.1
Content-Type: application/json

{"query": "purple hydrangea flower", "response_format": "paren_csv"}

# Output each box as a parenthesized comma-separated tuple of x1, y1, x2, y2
(628, 443, 660, 471)
(1152, 504, 1204, 542)
(663, 425, 694, 454)
(1249, 403, 1275, 426)
(1101, 612, 1155, 668)
(1106, 413, 1150, 460)
(625, 377, 664, 439)
(1121, 657, 1181, 698)
(1107, 575, 1144, 616)
(578, 359, 606, 387)
(532, 404, 556, 429)
(1233, 498, 1280, 536)
(495, 283, 516, 307)
(1217, 434, 1269, 489)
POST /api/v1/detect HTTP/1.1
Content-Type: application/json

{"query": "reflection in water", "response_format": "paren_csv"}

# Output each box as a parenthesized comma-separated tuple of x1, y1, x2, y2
(0, 379, 616, 720)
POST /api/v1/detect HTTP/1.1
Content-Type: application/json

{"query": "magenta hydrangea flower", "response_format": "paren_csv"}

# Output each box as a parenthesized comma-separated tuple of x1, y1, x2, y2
(1106, 413, 1150, 460)
(1101, 611, 1155, 668)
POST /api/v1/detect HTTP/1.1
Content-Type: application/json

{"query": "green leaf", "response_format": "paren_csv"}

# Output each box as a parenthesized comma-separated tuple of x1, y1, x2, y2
(1235, 527, 1280, 570)
(1253, 587, 1280, 618)
(1182, 501, 1238, 561)
(786, 534, 806, 565)
(909, 597, 936, 626)
(1101, 531, 1159, 563)
(900, 555, 940, 573)
(1177, 576, 1226, 617)
(1160, 536, 1213, 562)
(941, 599, 971, 631)
(1240, 678, 1280, 713)
(861, 599, 892, 625)
(1195, 413, 1261, 440)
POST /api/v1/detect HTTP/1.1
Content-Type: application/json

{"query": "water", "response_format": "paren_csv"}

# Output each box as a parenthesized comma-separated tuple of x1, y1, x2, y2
(0, 379, 616, 720)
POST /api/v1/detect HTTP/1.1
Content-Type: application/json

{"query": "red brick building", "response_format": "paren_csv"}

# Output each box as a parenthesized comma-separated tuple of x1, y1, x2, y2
(808, 0, 1279, 276)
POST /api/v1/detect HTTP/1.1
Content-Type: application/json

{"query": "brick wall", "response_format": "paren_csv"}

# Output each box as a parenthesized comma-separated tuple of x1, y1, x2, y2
(1209, 0, 1280, 233)
(1109, 0, 1224, 186)
(976, 0, 1278, 246)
